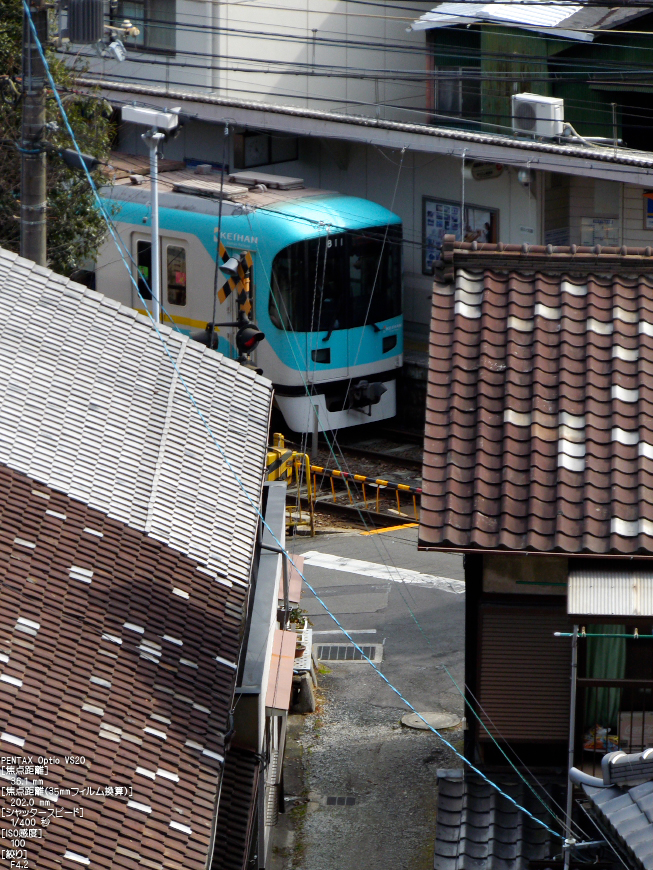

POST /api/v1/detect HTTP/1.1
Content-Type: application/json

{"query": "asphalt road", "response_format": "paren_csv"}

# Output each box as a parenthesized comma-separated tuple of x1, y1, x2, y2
(288, 525, 465, 712)
(275, 526, 466, 870)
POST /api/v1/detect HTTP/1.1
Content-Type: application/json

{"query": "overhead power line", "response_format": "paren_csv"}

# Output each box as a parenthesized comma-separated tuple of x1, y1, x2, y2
(92, 11, 653, 61)
(77, 65, 653, 142)
(22, 7, 575, 836)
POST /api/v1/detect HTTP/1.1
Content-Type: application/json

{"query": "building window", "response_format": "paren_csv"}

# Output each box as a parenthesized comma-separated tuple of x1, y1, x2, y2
(113, 0, 176, 53)
(234, 132, 299, 169)
(423, 197, 498, 275)
(432, 67, 481, 122)
(166, 245, 186, 306)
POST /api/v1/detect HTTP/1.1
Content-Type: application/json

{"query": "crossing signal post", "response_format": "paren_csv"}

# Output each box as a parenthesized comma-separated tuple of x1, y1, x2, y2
(192, 250, 265, 372)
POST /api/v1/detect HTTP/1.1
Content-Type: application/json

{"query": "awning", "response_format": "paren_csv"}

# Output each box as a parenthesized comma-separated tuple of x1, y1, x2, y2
(80, 78, 653, 186)
(265, 629, 296, 716)
(568, 566, 653, 617)
(411, 2, 592, 42)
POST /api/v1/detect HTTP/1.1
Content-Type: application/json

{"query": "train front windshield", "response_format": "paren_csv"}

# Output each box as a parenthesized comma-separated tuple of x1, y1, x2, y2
(269, 224, 402, 332)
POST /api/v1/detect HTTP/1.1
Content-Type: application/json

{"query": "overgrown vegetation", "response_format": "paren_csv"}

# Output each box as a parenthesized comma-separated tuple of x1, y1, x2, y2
(0, 0, 114, 274)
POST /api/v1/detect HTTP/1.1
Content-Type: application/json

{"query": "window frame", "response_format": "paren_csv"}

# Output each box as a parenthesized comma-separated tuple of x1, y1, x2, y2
(269, 226, 402, 334)
(136, 239, 152, 300)
(112, 0, 176, 55)
(133, 235, 189, 308)
(432, 66, 482, 124)
(165, 244, 187, 307)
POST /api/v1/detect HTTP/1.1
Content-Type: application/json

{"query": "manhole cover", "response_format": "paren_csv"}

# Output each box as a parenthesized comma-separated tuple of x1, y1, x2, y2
(316, 643, 383, 663)
(401, 712, 461, 731)
(326, 796, 357, 806)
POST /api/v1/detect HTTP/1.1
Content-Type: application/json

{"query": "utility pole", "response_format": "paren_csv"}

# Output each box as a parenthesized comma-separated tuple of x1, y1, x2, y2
(563, 624, 579, 870)
(20, 0, 48, 266)
(121, 105, 179, 322)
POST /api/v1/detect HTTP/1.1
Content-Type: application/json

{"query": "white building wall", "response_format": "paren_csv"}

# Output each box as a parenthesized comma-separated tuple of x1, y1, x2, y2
(80, 1, 434, 121)
(215, 0, 435, 118)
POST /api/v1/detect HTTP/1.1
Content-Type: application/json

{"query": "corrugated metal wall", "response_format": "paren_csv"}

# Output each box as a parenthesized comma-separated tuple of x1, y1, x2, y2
(478, 604, 571, 743)
(568, 566, 653, 617)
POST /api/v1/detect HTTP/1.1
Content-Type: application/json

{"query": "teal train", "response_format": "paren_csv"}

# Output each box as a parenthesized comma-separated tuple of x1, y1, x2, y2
(96, 167, 403, 433)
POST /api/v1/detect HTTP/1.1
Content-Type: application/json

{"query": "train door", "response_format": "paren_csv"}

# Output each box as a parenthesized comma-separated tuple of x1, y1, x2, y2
(160, 236, 189, 327)
(132, 233, 190, 325)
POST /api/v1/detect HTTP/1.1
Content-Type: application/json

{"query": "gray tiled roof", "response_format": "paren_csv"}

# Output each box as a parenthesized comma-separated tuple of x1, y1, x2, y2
(434, 769, 562, 870)
(563, 6, 653, 31)
(0, 247, 273, 582)
(212, 747, 259, 870)
(584, 781, 653, 870)
(414, 3, 653, 34)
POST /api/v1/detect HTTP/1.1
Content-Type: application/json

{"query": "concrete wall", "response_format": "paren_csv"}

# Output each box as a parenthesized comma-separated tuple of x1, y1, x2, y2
(544, 176, 653, 250)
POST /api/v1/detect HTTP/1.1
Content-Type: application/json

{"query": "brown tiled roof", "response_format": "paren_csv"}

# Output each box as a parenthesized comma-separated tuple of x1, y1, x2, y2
(212, 747, 259, 870)
(420, 236, 653, 555)
(0, 464, 246, 869)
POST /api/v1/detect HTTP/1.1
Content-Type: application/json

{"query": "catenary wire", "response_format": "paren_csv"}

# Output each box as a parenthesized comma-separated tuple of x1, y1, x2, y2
(26, 9, 605, 842)
(29, 12, 538, 823)
(233, 155, 564, 824)
(75, 70, 653, 147)
(76, 9, 653, 70)
(239, 189, 579, 835)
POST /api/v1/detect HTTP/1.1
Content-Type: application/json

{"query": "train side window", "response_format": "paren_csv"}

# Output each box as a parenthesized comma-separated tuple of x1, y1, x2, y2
(166, 245, 187, 306)
(270, 242, 303, 330)
(136, 240, 152, 300)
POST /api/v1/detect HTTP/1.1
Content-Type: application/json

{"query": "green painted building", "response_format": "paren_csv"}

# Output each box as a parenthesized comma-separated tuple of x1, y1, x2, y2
(417, 4, 653, 149)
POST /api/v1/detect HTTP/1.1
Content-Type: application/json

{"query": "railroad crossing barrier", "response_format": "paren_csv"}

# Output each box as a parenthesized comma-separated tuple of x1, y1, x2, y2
(267, 434, 315, 535)
(266, 434, 421, 523)
(309, 465, 421, 518)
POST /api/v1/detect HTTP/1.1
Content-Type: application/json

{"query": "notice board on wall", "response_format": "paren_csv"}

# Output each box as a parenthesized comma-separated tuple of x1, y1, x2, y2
(423, 197, 498, 274)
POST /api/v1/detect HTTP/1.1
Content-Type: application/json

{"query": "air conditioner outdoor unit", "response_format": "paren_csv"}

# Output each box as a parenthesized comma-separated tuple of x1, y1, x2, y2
(512, 93, 564, 139)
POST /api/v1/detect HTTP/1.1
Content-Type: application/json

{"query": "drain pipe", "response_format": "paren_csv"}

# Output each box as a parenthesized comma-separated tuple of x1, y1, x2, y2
(260, 542, 290, 628)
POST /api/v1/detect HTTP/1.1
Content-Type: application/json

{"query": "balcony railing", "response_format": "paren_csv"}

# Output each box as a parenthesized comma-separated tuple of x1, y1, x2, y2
(577, 678, 653, 776)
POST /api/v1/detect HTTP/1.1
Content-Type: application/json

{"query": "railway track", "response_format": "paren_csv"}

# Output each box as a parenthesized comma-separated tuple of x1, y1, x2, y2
(317, 427, 424, 470)
(329, 441, 423, 470)
(275, 423, 425, 529)
(290, 495, 419, 529)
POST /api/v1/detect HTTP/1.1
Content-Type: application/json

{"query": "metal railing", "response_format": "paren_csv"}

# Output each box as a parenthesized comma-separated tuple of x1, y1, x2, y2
(577, 678, 653, 775)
